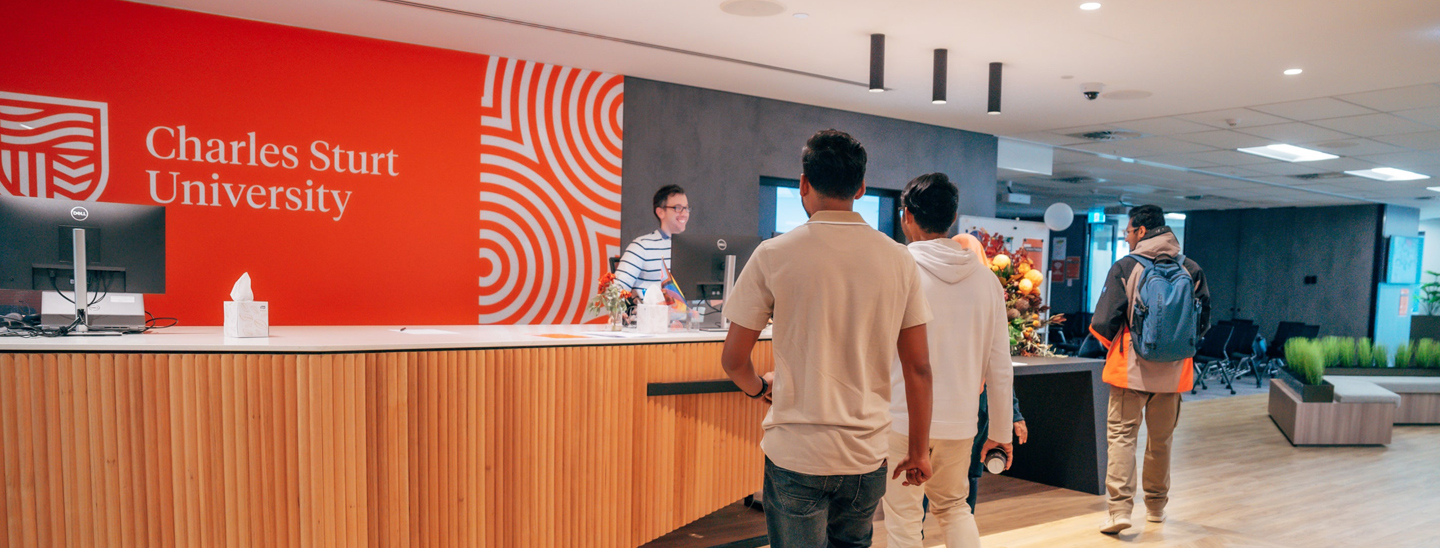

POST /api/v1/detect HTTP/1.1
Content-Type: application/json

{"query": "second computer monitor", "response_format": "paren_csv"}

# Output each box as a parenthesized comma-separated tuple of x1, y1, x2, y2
(668, 234, 761, 301)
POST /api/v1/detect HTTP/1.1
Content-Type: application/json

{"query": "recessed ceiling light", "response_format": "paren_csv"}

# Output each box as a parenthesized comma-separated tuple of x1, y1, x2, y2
(1427, 186, 1440, 193)
(1080, 3, 1102, 10)
(793, 12, 808, 19)
(869, 88, 884, 93)
(1165, 213, 1187, 220)
(988, 111, 1001, 115)
(932, 100, 946, 105)
(1347, 168, 1430, 182)
(1284, 68, 1303, 75)
(1236, 144, 1338, 162)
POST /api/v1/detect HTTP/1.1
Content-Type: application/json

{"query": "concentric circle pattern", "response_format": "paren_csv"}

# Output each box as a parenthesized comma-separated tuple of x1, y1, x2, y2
(478, 57, 623, 324)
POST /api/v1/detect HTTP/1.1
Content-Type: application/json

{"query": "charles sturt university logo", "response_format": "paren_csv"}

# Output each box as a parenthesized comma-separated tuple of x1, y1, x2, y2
(0, 91, 109, 201)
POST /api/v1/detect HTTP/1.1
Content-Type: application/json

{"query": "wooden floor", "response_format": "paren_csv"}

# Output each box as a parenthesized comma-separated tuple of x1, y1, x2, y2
(737, 394, 1440, 548)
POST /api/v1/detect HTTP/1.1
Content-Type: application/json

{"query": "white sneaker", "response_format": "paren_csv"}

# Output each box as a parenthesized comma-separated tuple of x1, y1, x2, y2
(1100, 515, 1133, 534)
(1146, 510, 1166, 523)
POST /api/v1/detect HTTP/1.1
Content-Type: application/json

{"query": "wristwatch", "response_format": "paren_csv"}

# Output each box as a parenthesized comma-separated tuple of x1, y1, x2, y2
(746, 376, 769, 399)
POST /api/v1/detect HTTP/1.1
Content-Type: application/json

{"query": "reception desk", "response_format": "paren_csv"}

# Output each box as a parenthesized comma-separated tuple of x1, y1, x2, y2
(0, 325, 773, 548)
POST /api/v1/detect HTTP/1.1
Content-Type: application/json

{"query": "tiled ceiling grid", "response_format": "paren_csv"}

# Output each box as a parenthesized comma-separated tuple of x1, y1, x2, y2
(999, 83, 1440, 216)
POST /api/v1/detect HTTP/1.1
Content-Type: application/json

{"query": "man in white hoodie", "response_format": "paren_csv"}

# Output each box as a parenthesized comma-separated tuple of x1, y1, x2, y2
(883, 173, 1015, 548)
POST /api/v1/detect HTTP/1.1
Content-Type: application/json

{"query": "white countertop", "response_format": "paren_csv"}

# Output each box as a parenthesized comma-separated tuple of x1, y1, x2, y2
(0, 324, 770, 353)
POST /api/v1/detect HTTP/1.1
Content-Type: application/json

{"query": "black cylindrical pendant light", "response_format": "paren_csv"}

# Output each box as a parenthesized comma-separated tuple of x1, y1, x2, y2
(869, 34, 885, 92)
(932, 49, 947, 104)
(987, 62, 1003, 114)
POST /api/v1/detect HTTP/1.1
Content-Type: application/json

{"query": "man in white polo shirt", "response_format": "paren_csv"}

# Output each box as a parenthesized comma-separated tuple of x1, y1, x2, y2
(614, 184, 689, 294)
(720, 129, 935, 548)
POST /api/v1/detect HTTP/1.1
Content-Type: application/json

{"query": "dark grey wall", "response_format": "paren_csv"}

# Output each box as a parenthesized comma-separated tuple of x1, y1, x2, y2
(1185, 205, 1382, 338)
(621, 78, 998, 244)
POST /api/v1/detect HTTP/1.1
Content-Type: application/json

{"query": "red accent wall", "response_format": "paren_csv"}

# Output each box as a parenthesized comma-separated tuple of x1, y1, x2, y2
(2, 0, 622, 325)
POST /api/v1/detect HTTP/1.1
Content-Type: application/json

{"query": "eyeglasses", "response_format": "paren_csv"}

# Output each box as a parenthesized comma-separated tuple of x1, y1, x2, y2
(660, 205, 691, 214)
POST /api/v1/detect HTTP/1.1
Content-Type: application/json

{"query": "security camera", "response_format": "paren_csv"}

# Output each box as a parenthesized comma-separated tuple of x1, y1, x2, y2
(1081, 82, 1105, 101)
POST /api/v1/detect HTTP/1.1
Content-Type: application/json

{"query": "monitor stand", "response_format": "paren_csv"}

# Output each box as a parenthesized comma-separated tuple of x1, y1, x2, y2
(698, 254, 738, 332)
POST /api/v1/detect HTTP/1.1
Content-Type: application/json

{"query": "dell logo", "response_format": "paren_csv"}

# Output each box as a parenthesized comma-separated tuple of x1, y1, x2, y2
(70, 207, 89, 221)
(716, 239, 728, 251)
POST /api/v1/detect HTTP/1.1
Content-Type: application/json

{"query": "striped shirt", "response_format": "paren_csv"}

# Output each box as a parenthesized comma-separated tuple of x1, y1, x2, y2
(614, 230, 671, 292)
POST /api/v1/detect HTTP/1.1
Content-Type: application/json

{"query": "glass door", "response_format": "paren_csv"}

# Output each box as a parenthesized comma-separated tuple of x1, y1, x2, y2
(1086, 221, 1118, 313)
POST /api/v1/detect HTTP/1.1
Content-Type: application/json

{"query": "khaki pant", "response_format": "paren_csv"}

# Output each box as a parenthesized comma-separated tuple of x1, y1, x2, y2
(1105, 387, 1181, 517)
(882, 432, 979, 548)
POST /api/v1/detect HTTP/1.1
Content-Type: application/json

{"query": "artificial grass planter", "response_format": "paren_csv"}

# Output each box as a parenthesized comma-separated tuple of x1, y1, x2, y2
(1283, 337, 1333, 402)
(1326, 367, 1440, 377)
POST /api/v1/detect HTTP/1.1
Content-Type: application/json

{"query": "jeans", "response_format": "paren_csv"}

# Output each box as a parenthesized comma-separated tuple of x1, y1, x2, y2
(764, 457, 888, 548)
(966, 397, 990, 511)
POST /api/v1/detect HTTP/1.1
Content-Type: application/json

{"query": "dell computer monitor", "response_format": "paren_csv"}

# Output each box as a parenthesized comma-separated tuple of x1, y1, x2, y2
(669, 234, 761, 302)
(0, 195, 166, 294)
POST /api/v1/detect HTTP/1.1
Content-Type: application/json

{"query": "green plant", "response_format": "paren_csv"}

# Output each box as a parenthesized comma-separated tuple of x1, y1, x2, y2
(1373, 343, 1389, 368)
(1319, 337, 1343, 368)
(1286, 338, 1326, 385)
(1395, 342, 1414, 368)
(1420, 339, 1440, 369)
(1357, 338, 1374, 368)
(1422, 270, 1440, 315)
(1337, 337, 1358, 367)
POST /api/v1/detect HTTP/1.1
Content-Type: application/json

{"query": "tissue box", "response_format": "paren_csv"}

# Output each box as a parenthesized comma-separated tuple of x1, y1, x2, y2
(224, 301, 269, 338)
(637, 303, 669, 334)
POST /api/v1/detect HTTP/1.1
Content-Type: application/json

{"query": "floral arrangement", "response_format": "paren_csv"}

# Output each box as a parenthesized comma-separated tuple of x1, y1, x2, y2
(587, 272, 633, 328)
(972, 229, 1066, 357)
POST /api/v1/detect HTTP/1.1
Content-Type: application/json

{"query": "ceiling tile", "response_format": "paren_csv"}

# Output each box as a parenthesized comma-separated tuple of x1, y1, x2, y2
(1355, 150, 1440, 171)
(1305, 138, 1407, 156)
(1123, 137, 1214, 155)
(1249, 98, 1378, 121)
(1106, 117, 1215, 136)
(1393, 106, 1440, 128)
(1174, 108, 1292, 129)
(1336, 85, 1440, 112)
(1373, 131, 1440, 150)
(1199, 165, 1268, 177)
(1308, 114, 1435, 138)
(1301, 156, 1382, 172)
(1188, 178, 1273, 190)
(1068, 141, 1152, 158)
(1187, 150, 1275, 166)
(1172, 130, 1275, 149)
(1245, 161, 1328, 176)
(1136, 154, 1222, 169)
(1236, 122, 1356, 143)
(1008, 131, 1089, 146)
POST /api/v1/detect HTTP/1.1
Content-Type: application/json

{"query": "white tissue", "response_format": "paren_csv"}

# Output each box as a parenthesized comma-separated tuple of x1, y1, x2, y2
(642, 285, 664, 305)
(230, 272, 254, 302)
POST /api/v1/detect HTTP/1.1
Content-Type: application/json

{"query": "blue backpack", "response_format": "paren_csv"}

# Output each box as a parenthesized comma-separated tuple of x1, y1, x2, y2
(1129, 254, 1200, 362)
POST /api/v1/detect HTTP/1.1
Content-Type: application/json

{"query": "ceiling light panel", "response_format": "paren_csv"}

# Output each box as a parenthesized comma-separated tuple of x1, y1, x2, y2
(1237, 144, 1339, 162)
(1345, 167, 1430, 181)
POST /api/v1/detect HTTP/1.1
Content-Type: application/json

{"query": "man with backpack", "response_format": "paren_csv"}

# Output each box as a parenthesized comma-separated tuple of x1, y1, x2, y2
(1089, 205, 1211, 534)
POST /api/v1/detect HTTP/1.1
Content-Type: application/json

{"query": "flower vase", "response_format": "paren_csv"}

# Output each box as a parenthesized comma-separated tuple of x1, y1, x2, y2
(607, 310, 624, 332)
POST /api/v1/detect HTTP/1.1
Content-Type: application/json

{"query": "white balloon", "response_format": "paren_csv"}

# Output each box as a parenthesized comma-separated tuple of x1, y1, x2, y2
(1044, 202, 1075, 231)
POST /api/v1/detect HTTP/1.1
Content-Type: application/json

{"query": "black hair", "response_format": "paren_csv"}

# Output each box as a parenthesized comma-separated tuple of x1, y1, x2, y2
(801, 130, 867, 199)
(652, 184, 686, 220)
(1129, 204, 1165, 231)
(901, 173, 959, 235)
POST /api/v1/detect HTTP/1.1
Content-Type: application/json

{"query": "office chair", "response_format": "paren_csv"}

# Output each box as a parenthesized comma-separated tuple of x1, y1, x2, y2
(1192, 324, 1234, 395)
(1219, 323, 1259, 389)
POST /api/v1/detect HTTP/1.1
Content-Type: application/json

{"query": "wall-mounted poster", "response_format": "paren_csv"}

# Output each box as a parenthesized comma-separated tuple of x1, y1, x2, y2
(1388, 235, 1422, 285)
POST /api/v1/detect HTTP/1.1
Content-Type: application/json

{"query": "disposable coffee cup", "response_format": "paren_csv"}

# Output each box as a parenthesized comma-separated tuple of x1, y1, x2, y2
(984, 448, 1007, 474)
